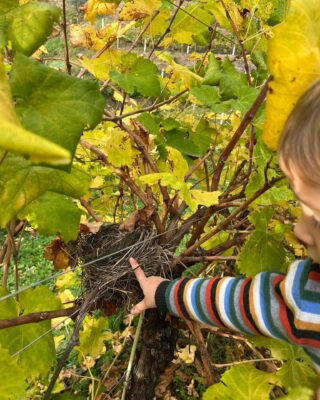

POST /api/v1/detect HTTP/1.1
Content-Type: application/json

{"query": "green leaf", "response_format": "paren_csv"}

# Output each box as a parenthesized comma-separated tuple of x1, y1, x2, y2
(110, 53, 161, 97)
(276, 359, 319, 390)
(0, 287, 61, 380)
(237, 208, 287, 275)
(0, 346, 27, 400)
(4, 2, 60, 55)
(203, 364, 277, 400)
(0, 0, 18, 14)
(10, 54, 105, 160)
(278, 387, 314, 400)
(78, 316, 113, 359)
(249, 207, 275, 231)
(190, 85, 220, 108)
(250, 337, 318, 390)
(20, 192, 82, 242)
(0, 154, 90, 227)
(0, 57, 70, 165)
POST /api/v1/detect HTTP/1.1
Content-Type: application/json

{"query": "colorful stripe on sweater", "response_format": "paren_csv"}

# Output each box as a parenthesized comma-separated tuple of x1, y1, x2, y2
(155, 258, 320, 372)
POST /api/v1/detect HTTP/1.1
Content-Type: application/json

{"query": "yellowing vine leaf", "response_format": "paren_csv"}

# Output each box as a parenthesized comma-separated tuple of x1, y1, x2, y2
(119, 0, 161, 21)
(85, 0, 116, 23)
(157, 52, 203, 89)
(78, 316, 113, 359)
(0, 347, 27, 399)
(0, 58, 70, 165)
(205, 0, 243, 32)
(167, 146, 189, 180)
(70, 24, 104, 50)
(0, 287, 61, 380)
(203, 364, 278, 400)
(263, 0, 320, 149)
(82, 49, 123, 80)
(0, 154, 90, 227)
(104, 127, 139, 167)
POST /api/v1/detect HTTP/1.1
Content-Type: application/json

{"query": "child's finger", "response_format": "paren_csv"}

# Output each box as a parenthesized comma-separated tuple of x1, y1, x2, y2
(130, 299, 146, 315)
(129, 257, 146, 284)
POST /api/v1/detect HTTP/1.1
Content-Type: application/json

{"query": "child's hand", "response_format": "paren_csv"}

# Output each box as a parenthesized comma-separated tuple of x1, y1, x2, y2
(129, 257, 168, 315)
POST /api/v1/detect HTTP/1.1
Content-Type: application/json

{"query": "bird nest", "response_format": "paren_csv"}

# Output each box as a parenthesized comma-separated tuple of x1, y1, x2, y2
(76, 224, 173, 313)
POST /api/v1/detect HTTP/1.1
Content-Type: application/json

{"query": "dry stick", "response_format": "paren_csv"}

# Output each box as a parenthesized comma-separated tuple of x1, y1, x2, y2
(43, 291, 97, 400)
(80, 197, 102, 222)
(174, 175, 284, 266)
(81, 139, 164, 234)
(126, 11, 160, 53)
(103, 88, 189, 121)
(182, 256, 236, 263)
(211, 76, 271, 191)
(195, 22, 218, 74)
(62, 0, 71, 75)
(170, 78, 271, 246)
(185, 77, 271, 248)
(116, 119, 171, 221)
(212, 357, 276, 368)
(184, 319, 219, 384)
(148, 0, 184, 59)
(0, 306, 80, 329)
(219, 0, 251, 85)
(77, 38, 116, 79)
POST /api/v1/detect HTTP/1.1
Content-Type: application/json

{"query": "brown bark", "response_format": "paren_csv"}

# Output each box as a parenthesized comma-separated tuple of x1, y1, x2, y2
(127, 310, 178, 400)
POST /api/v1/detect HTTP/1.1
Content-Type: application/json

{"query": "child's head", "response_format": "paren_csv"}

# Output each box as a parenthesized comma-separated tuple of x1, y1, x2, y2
(278, 79, 320, 262)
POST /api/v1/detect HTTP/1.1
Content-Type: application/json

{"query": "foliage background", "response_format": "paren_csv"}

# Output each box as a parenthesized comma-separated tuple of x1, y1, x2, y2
(0, 0, 319, 398)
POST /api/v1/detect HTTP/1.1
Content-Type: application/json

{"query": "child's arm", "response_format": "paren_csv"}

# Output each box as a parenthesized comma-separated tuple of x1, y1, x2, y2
(130, 257, 320, 371)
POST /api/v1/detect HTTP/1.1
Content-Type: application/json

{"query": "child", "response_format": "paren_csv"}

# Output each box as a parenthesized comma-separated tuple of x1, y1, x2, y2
(129, 79, 320, 372)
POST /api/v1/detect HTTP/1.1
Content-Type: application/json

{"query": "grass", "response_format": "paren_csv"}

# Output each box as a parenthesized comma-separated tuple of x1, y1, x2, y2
(0, 231, 55, 291)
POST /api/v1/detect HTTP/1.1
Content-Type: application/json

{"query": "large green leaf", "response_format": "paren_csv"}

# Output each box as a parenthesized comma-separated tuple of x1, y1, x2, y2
(20, 192, 82, 242)
(0, 154, 90, 227)
(2, 2, 60, 56)
(0, 346, 27, 400)
(203, 364, 277, 400)
(0, 287, 61, 380)
(0, 57, 70, 165)
(250, 337, 318, 390)
(10, 54, 105, 160)
(237, 207, 287, 275)
(110, 53, 161, 97)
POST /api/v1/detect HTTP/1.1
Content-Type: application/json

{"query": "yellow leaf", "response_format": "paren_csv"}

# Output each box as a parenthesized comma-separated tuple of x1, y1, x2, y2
(82, 49, 123, 80)
(142, 9, 170, 38)
(177, 345, 197, 364)
(0, 58, 70, 165)
(90, 176, 104, 188)
(78, 316, 113, 359)
(205, 0, 243, 32)
(70, 24, 104, 50)
(54, 335, 65, 349)
(157, 52, 202, 89)
(104, 127, 139, 167)
(119, 0, 161, 21)
(190, 189, 221, 207)
(85, 0, 116, 23)
(167, 146, 189, 180)
(263, 0, 320, 149)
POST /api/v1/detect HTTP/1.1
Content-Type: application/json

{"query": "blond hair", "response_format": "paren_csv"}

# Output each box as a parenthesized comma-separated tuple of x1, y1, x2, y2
(278, 79, 320, 186)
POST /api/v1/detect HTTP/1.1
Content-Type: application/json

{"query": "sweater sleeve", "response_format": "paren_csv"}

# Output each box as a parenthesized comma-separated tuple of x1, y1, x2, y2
(154, 258, 320, 371)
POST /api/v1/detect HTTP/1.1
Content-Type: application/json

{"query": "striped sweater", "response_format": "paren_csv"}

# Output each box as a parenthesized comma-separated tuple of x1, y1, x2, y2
(155, 258, 320, 372)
